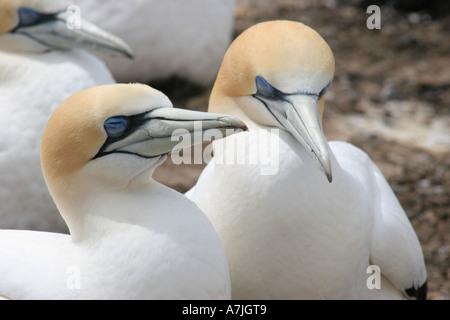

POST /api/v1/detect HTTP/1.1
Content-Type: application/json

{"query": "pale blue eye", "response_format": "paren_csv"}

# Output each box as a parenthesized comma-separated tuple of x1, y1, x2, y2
(17, 8, 41, 27)
(16, 7, 57, 29)
(318, 81, 332, 99)
(255, 76, 282, 99)
(10, 8, 58, 33)
(104, 117, 129, 138)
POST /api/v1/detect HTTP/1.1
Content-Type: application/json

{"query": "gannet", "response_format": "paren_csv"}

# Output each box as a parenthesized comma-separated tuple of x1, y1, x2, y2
(187, 20, 428, 299)
(78, 0, 235, 86)
(0, 83, 247, 299)
(0, 0, 133, 232)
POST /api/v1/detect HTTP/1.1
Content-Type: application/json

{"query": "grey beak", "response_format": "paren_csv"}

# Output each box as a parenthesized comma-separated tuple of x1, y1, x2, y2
(100, 107, 248, 158)
(12, 10, 133, 58)
(263, 93, 332, 182)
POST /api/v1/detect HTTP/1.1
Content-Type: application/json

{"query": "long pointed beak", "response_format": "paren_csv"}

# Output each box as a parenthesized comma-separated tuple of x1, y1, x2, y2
(13, 11, 133, 58)
(274, 95, 332, 182)
(100, 108, 248, 158)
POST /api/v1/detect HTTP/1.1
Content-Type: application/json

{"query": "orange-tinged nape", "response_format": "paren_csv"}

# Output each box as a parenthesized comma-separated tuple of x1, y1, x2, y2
(40, 83, 168, 182)
(210, 20, 335, 113)
(0, 0, 71, 34)
(0, 0, 19, 33)
(40, 87, 103, 182)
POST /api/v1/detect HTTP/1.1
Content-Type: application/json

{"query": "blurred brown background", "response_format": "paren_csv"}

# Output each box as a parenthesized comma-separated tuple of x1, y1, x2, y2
(152, 0, 449, 299)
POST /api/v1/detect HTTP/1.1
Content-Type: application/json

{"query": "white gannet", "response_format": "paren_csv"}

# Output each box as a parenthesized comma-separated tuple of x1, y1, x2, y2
(0, 0, 133, 232)
(77, 0, 235, 86)
(0, 83, 247, 299)
(187, 20, 428, 299)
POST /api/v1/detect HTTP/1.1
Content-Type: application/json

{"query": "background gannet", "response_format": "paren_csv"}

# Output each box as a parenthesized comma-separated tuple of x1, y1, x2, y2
(0, 83, 247, 299)
(0, 0, 133, 232)
(78, 0, 236, 87)
(187, 20, 428, 299)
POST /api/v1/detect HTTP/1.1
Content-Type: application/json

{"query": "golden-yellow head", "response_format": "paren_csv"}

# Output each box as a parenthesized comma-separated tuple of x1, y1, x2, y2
(41, 84, 247, 192)
(212, 20, 334, 104)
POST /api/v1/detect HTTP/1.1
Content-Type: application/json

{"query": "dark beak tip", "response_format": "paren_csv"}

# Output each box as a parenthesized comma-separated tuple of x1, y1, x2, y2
(327, 173, 333, 183)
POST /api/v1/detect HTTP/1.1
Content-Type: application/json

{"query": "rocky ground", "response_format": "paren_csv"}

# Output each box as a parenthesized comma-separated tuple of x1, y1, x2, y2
(152, 0, 449, 299)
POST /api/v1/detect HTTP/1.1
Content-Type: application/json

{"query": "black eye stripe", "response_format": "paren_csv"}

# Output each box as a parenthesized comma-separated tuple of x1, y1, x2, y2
(102, 112, 150, 141)
(255, 76, 285, 99)
(94, 111, 156, 160)
(255, 76, 331, 99)
(318, 80, 332, 99)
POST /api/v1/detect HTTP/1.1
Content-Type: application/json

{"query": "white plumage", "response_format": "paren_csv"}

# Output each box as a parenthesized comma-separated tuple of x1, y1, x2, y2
(0, 0, 132, 232)
(78, 0, 236, 86)
(0, 83, 244, 299)
(187, 20, 428, 299)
